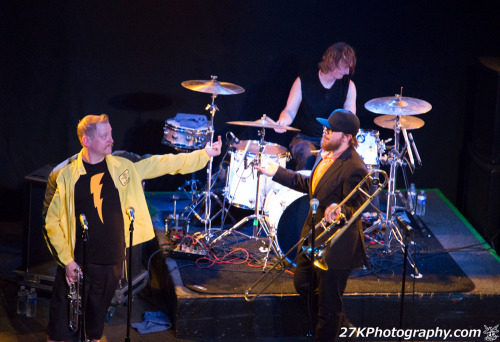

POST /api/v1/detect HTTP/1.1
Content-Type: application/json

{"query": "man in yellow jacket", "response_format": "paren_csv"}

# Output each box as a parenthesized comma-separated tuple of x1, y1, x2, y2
(44, 114, 222, 342)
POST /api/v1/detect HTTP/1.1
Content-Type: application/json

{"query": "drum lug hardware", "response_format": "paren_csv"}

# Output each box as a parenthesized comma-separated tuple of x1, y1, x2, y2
(280, 201, 287, 210)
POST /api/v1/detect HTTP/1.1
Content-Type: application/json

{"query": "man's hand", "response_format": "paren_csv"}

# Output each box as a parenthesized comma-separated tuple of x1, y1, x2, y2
(255, 161, 280, 177)
(65, 260, 81, 286)
(324, 203, 342, 223)
(205, 136, 222, 157)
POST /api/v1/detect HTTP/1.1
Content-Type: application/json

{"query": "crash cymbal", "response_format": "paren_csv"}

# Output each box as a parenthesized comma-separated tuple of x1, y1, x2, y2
(181, 76, 245, 95)
(365, 95, 432, 115)
(227, 114, 300, 131)
(374, 115, 425, 130)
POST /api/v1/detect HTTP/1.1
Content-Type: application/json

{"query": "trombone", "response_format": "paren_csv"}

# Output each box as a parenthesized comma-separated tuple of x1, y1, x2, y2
(244, 169, 388, 302)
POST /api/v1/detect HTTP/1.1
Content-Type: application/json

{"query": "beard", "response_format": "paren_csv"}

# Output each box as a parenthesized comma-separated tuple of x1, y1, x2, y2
(321, 134, 343, 152)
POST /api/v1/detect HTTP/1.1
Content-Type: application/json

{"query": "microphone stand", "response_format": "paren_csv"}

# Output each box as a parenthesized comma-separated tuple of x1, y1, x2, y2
(80, 215, 89, 342)
(308, 204, 318, 338)
(397, 216, 412, 341)
(125, 208, 135, 342)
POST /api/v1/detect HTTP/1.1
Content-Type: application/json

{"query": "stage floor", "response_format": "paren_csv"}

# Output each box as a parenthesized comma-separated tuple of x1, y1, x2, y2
(153, 189, 500, 341)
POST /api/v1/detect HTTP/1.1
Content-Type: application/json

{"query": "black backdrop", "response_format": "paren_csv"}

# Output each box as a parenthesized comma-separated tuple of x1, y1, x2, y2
(1, 1, 499, 224)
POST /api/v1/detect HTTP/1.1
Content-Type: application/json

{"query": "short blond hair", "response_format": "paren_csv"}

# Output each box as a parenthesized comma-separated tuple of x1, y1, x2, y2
(77, 114, 109, 146)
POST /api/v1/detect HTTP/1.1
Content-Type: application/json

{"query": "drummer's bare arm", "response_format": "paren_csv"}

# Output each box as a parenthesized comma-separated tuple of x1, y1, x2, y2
(204, 136, 223, 157)
(275, 77, 302, 133)
(343, 80, 357, 114)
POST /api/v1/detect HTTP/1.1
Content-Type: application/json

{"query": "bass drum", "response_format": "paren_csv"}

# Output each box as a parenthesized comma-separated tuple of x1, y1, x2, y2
(227, 140, 289, 210)
(264, 170, 311, 264)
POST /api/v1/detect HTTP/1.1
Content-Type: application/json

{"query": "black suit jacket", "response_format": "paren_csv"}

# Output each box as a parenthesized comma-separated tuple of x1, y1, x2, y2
(273, 145, 368, 270)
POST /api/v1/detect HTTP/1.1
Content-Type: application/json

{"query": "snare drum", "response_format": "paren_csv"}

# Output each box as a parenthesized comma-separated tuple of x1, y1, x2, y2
(227, 140, 289, 210)
(355, 129, 380, 167)
(162, 119, 211, 150)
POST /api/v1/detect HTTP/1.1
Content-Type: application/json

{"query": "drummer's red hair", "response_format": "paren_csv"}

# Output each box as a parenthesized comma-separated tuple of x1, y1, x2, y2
(77, 114, 109, 146)
(318, 42, 356, 75)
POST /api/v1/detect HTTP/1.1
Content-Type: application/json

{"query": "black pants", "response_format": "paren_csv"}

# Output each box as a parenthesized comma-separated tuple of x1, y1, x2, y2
(294, 253, 350, 342)
(47, 263, 122, 341)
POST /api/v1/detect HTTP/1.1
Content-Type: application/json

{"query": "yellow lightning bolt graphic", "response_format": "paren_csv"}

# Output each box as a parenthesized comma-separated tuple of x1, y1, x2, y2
(90, 173, 104, 224)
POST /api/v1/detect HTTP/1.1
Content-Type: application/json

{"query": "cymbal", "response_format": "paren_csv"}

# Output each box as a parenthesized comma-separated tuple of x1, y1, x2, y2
(365, 95, 432, 115)
(181, 76, 245, 95)
(374, 115, 425, 130)
(227, 114, 300, 131)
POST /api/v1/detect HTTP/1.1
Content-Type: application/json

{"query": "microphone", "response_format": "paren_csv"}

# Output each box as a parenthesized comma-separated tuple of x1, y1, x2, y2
(408, 133, 422, 166)
(396, 216, 412, 232)
(236, 140, 252, 171)
(228, 132, 240, 145)
(310, 198, 319, 215)
(79, 214, 88, 230)
(126, 207, 135, 222)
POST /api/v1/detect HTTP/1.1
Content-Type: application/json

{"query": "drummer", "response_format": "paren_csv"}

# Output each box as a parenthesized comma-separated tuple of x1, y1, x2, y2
(274, 42, 357, 170)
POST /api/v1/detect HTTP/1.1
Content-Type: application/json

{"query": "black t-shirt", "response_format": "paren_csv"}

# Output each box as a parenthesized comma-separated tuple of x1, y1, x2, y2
(74, 159, 125, 265)
(294, 69, 351, 137)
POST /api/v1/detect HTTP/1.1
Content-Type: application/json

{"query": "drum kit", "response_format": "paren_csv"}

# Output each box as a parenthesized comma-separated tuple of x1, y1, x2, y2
(163, 77, 431, 273)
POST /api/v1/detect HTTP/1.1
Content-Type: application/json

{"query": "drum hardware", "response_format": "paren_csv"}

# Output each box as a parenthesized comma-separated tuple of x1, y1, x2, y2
(226, 140, 289, 210)
(181, 77, 245, 95)
(211, 115, 294, 271)
(178, 174, 202, 202)
(264, 170, 311, 265)
(226, 114, 300, 131)
(364, 88, 432, 116)
(180, 76, 245, 237)
(374, 115, 425, 130)
(244, 169, 388, 301)
(162, 114, 211, 150)
(356, 129, 384, 169)
(363, 90, 430, 278)
(165, 195, 190, 244)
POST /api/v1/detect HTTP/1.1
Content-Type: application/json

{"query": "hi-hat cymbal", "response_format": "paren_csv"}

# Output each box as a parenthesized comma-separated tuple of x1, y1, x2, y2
(374, 115, 425, 130)
(227, 114, 300, 131)
(181, 76, 245, 95)
(365, 95, 432, 115)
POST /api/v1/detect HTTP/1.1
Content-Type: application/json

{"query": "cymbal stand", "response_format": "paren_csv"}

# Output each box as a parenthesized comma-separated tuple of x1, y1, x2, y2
(180, 93, 220, 238)
(363, 116, 422, 277)
(210, 126, 283, 271)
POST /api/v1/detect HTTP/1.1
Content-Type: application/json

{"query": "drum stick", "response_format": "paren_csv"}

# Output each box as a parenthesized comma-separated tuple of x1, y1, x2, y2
(402, 129, 415, 167)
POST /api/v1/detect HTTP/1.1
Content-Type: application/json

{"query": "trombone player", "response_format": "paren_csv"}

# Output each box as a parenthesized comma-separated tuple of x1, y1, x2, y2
(257, 109, 369, 341)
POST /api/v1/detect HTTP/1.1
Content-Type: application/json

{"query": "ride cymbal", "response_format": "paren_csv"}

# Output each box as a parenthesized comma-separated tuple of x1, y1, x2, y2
(181, 76, 245, 95)
(374, 115, 425, 130)
(227, 114, 300, 131)
(365, 95, 432, 115)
